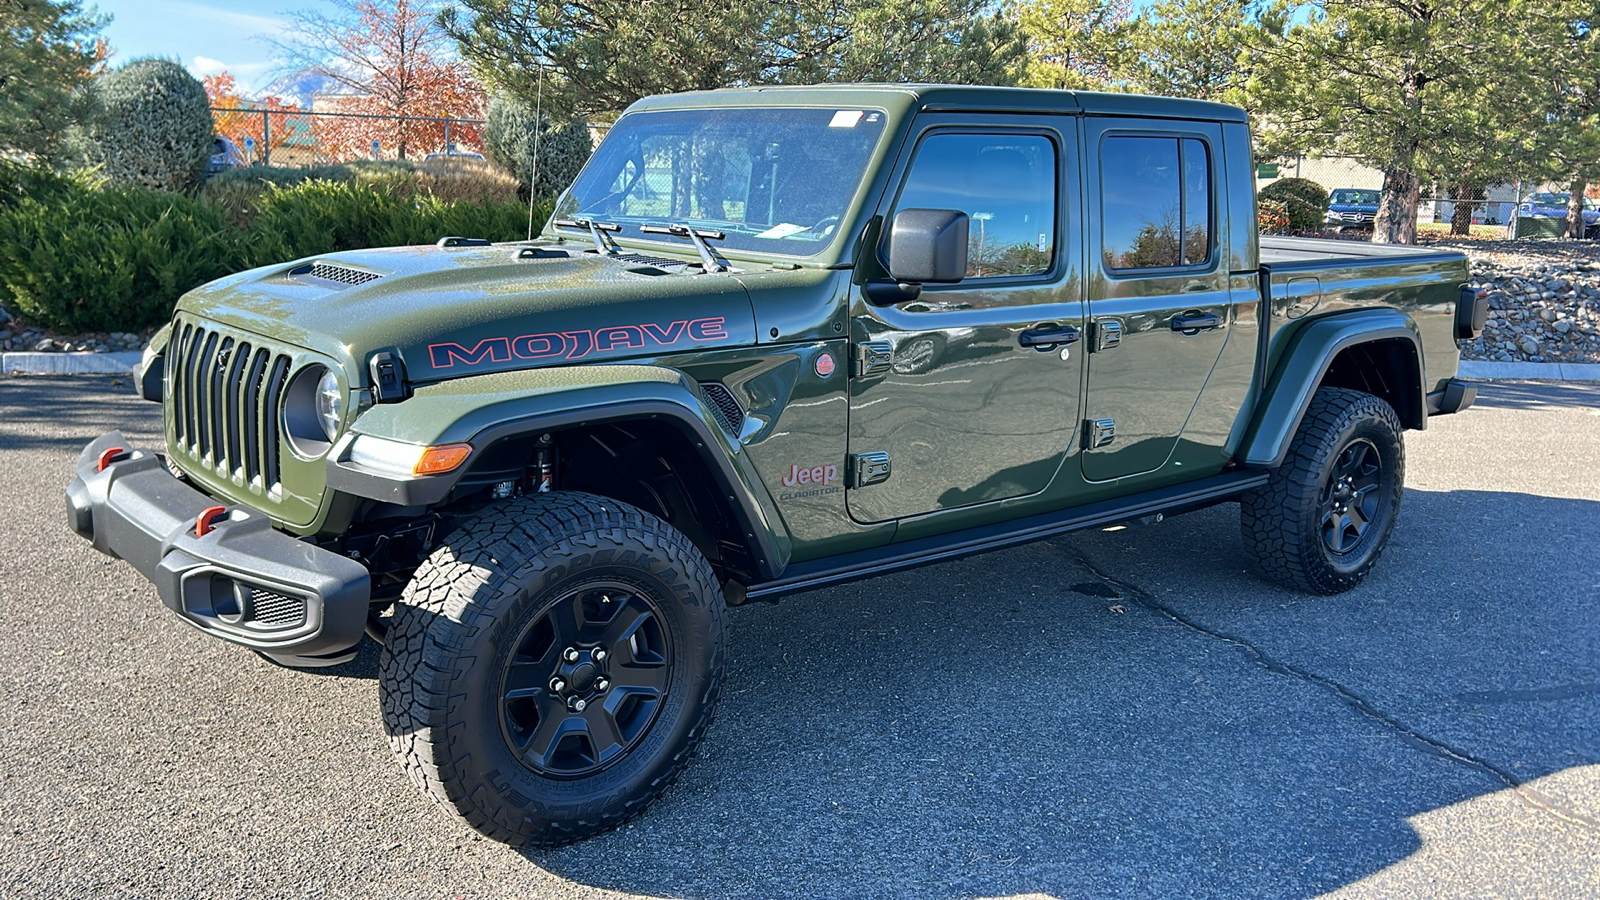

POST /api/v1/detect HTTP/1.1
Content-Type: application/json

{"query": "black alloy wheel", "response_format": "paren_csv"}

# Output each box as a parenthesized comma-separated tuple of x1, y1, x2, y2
(499, 582, 674, 778)
(379, 491, 727, 847)
(1240, 387, 1405, 594)
(1319, 438, 1384, 555)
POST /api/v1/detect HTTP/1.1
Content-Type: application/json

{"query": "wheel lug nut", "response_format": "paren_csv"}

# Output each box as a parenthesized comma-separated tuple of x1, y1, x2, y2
(570, 697, 587, 712)
(550, 678, 566, 693)
(563, 647, 580, 662)
(593, 648, 607, 661)
(596, 678, 609, 691)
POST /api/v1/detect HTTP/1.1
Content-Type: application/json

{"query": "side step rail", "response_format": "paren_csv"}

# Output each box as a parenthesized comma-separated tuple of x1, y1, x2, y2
(746, 469, 1270, 602)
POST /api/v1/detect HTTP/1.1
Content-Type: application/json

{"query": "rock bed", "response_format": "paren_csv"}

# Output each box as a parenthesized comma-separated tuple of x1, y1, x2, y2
(1430, 238, 1600, 364)
(0, 309, 151, 354)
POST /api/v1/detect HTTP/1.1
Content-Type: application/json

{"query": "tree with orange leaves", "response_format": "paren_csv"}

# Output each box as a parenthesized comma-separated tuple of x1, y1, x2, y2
(273, 0, 483, 161)
(202, 71, 303, 164)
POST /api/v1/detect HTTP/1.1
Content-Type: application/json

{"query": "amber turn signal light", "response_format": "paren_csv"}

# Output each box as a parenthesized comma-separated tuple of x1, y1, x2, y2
(415, 443, 472, 476)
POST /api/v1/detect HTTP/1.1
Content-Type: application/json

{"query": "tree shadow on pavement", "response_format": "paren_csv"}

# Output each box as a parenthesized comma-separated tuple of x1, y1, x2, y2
(514, 487, 1598, 899)
(0, 376, 160, 451)
(1468, 380, 1600, 412)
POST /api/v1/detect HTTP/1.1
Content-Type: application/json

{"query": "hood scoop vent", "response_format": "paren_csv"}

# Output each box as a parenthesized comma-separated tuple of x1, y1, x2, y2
(611, 252, 693, 272)
(289, 262, 384, 288)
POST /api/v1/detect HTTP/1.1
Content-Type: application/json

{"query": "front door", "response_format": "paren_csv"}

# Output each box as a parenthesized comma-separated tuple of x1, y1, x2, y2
(1081, 120, 1234, 483)
(847, 117, 1084, 524)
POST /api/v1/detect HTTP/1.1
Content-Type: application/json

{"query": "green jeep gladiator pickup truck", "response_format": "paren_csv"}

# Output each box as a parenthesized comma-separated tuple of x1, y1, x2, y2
(66, 84, 1484, 846)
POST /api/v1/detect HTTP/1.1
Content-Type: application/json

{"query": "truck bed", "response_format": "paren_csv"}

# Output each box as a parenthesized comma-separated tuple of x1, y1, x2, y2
(1256, 236, 1470, 394)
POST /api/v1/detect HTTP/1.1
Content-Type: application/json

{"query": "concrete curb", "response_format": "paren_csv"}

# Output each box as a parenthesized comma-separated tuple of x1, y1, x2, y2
(3, 351, 141, 375)
(1458, 360, 1600, 381)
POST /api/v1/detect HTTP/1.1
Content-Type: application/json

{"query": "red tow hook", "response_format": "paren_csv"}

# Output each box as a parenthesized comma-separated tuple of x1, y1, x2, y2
(195, 506, 228, 538)
(96, 446, 131, 472)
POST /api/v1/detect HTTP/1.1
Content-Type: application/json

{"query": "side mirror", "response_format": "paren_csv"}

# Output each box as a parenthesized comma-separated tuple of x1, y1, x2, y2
(886, 209, 969, 284)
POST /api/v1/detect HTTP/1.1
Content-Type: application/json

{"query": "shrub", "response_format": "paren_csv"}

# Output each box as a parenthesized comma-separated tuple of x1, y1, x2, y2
(202, 158, 523, 228)
(1257, 198, 1290, 234)
(483, 96, 593, 198)
(80, 58, 213, 193)
(0, 180, 244, 332)
(1257, 177, 1329, 232)
(243, 178, 551, 267)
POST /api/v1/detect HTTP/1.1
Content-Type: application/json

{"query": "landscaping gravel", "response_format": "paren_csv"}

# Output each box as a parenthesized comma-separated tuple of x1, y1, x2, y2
(1430, 238, 1600, 364)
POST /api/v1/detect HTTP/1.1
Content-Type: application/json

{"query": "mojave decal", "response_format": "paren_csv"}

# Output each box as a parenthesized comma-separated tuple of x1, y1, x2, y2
(428, 316, 729, 370)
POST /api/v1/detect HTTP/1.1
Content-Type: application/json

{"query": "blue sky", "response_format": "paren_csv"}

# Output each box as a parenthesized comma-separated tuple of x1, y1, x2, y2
(97, 0, 338, 95)
(99, 0, 1167, 98)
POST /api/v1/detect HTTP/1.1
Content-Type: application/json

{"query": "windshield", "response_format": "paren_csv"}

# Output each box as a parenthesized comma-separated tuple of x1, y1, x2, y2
(1524, 192, 1594, 208)
(555, 107, 888, 257)
(1329, 189, 1380, 206)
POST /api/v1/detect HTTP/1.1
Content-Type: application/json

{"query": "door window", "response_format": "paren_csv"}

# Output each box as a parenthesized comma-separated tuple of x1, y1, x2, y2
(1101, 136, 1212, 271)
(890, 133, 1057, 279)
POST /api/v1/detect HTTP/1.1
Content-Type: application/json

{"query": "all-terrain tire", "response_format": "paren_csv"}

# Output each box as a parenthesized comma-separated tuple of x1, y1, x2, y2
(378, 491, 727, 847)
(1240, 387, 1405, 594)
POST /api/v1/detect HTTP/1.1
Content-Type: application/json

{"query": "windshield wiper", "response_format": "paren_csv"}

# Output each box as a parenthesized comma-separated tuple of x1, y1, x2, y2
(553, 217, 621, 256)
(640, 222, 728, 273)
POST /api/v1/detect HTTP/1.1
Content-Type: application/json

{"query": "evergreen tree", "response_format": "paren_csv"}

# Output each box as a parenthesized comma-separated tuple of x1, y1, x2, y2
(0, 0, 106, 162)
(440, 0, 1026, 119)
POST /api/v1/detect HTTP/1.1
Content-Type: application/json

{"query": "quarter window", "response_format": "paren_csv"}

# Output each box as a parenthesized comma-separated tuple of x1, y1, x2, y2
(1101, 136, 1213, 271)
(891, 133, 1057, 279)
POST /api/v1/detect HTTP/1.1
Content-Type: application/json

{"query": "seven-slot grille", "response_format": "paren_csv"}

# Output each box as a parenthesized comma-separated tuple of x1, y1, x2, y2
(167, 318, 292, 493)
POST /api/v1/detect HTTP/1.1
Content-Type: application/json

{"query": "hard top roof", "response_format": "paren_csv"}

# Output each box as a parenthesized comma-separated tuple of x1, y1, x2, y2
(626, 83, 1249, 123)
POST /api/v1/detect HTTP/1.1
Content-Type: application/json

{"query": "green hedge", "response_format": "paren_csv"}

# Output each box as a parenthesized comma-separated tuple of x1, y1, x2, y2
(0, 164, 556, 333)
(243, 179, 546, 266)
(0, 182, 245, 333)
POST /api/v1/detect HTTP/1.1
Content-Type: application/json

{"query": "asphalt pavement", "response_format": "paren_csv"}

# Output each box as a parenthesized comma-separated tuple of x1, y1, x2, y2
(1, 376, 1595, 899)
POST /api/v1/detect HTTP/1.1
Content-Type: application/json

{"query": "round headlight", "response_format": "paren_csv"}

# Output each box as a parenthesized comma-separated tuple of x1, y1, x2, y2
(283, 364, 342, 459)
(316, 369, 342, 441)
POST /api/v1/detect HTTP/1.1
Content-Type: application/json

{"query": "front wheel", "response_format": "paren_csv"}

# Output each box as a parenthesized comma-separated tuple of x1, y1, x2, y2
(1240, 387, 1405, 594)
(379, 492, 727, 847)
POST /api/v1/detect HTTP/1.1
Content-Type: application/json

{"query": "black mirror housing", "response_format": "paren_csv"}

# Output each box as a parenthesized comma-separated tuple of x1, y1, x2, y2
(886, 209, 968, 284)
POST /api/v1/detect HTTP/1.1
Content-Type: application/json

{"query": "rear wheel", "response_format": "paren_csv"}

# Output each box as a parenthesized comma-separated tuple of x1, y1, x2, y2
(1241, 387, 1405, 594)
(379, 492, 727, 847)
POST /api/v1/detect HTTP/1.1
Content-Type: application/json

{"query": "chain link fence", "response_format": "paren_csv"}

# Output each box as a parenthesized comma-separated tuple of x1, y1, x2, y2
(210, 107, 488, 167)
(1256, 154, 1589, 239)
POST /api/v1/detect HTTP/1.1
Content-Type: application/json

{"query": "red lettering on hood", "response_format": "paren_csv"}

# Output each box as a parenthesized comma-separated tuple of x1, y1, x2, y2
(429, 316, 729, 370)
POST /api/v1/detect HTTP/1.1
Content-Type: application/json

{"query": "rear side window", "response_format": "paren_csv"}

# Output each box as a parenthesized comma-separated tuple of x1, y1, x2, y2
(891, 132, 1057, 279)
(1101, 136, 1212, 271)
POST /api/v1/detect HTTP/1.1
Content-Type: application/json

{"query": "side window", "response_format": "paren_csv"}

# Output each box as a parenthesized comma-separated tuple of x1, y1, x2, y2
(1101, 135, 1213, 271)
(891, 133, 1056, 279)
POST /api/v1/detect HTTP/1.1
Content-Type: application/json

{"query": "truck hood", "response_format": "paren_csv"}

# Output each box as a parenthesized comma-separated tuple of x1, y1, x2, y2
(175, 242, 758, 386)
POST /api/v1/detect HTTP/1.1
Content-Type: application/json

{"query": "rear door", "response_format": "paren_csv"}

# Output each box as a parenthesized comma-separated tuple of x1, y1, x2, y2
(846, 115, 1085, 524)
(1080, 120, 1233, 483)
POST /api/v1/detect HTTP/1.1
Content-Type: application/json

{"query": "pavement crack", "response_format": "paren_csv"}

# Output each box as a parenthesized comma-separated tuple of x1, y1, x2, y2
(1064, 548, 1600, 831)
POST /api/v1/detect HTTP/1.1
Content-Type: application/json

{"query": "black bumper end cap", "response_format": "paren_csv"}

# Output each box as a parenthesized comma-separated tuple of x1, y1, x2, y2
(1427, 379, 1477, 416)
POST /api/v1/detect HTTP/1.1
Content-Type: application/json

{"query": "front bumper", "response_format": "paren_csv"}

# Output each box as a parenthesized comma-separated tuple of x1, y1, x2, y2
(65, 431, 370, 656)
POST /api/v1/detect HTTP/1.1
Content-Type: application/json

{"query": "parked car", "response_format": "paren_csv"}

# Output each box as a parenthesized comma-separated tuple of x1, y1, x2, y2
(1324, 188, 1380, 230)
(206, 136, 247, 174)
(1518, 192, 1600, 232)
(423, 150, 486, 160)
(69, 84, 1482, 850)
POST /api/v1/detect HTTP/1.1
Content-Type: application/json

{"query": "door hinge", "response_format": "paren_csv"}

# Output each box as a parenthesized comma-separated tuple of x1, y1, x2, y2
(1093, 319, 1123, 352)
(850, 451, 892, 487)
(855, 341, 894, 377)
(1084, 418, 1116, 449)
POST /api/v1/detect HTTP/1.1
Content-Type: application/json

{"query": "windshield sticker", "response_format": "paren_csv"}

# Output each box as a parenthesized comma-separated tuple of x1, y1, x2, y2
(829, 110, 864, 128)
(428, 316, 728, 369)
(754, 223, 809, 240)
